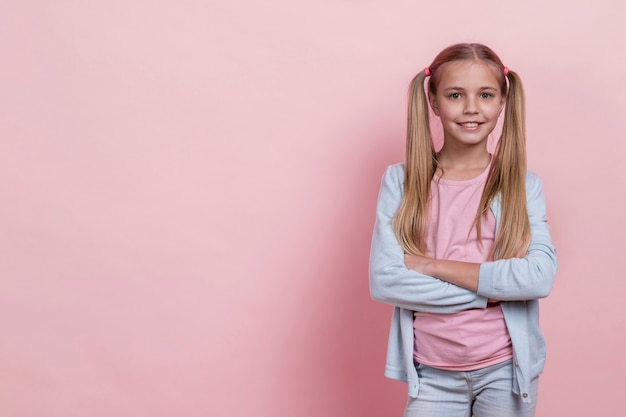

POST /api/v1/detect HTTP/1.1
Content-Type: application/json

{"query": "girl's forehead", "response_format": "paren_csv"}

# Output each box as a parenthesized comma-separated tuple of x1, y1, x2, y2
(437, 60, 501, 87)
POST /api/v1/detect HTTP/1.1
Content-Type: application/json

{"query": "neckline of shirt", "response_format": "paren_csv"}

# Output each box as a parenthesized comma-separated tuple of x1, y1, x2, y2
(433, 155, 492, 187)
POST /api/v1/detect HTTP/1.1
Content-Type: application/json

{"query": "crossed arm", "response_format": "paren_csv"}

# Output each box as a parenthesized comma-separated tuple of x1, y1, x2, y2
(404, 255, 481, 292)
(369, 164, 557, 311)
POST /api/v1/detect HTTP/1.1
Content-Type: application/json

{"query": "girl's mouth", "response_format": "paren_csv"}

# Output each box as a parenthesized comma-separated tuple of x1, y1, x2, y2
(458, 122, 482, 129)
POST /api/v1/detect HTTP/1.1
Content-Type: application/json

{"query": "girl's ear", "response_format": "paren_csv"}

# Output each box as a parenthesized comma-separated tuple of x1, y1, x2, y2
(429, 93, 440, 116)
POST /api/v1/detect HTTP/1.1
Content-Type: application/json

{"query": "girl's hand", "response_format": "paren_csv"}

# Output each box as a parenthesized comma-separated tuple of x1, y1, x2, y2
(404, 254, 481, 292)
(404, 254, 436, 276)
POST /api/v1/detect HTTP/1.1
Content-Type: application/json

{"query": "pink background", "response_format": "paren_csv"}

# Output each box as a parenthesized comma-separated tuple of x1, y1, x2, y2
(1, 1, 624, 416)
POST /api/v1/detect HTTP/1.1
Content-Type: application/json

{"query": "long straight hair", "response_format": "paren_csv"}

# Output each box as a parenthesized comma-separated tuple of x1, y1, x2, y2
(393, 43, 530, 259)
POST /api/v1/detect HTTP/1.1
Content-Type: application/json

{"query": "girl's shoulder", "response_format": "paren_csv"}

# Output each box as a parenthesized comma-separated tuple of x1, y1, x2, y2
(381, 162, 405, 184)
(526, 169, 540, 182)
(377, 163, 405, 197)
(525, 169, 544, 192)
(386, 162, 405, 173)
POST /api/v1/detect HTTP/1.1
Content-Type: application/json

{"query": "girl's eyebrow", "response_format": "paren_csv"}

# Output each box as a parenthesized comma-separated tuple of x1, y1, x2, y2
(443, 86, 498, 91)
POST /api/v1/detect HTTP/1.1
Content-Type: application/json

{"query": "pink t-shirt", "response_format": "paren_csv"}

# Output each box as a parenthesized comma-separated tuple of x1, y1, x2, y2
(413, 164, 513, 370)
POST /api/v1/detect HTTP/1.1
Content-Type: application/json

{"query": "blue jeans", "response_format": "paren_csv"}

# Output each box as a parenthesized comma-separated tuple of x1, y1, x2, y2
(404, 360, 538, 417)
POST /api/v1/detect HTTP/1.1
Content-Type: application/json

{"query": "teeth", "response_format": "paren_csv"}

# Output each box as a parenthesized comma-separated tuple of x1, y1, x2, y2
(462, 122, 479, 127)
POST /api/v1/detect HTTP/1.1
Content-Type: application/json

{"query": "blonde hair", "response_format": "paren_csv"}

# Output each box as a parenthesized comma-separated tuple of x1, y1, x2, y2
(393, 43, 530, 260)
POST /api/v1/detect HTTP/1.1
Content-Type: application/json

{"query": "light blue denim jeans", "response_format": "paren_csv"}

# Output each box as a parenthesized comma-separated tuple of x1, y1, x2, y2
(404, 360, 538, 417)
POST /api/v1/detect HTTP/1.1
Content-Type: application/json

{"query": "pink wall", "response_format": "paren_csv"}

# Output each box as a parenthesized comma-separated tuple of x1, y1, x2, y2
(1, 1, 624, 416)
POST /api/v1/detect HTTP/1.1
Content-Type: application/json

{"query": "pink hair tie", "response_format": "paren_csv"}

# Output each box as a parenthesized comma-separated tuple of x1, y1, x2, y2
(503, 66, 509, 76)
(424, 67, 431, 76)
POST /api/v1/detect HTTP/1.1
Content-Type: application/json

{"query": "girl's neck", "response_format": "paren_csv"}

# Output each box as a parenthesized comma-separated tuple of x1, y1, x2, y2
(436, 146, 492, 181)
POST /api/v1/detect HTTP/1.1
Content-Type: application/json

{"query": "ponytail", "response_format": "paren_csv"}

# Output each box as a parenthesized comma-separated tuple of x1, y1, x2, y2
(479, 69, 531, 259)
(393, 71, 437, 256)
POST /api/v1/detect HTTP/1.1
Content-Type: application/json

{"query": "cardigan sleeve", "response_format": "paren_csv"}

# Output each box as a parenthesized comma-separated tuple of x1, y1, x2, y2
(477, 171, 558, 300)
(369, 164, 488, 312)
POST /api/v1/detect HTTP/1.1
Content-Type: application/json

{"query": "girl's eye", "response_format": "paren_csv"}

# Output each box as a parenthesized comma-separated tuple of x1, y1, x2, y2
(449, 93, 461, 99)
(480, 93, 493, 99)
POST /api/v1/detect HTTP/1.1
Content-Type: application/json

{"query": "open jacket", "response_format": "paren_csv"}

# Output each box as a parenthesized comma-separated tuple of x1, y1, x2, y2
(369, 163, 558, 403)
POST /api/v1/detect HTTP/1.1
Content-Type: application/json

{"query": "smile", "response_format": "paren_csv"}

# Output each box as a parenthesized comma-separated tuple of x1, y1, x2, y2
(458, 122, 483, 129)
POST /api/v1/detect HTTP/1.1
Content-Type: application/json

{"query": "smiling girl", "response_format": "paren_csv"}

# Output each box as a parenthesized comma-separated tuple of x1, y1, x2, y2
(369, 43, 558, 417)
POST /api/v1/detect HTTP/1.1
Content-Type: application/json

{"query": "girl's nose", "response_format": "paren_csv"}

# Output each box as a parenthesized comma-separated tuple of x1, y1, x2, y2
(464, 97, 479, 114)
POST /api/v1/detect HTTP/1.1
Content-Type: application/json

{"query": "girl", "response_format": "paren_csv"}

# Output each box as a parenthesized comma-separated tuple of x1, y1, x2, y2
(369, 43, 557, 417)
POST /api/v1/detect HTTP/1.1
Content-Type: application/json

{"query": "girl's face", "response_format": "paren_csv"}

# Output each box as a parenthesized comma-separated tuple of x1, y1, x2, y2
(429, 60, 505, 150)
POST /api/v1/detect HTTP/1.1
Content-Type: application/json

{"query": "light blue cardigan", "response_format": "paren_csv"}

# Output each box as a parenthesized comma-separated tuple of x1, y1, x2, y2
(369, 163, 558, 403)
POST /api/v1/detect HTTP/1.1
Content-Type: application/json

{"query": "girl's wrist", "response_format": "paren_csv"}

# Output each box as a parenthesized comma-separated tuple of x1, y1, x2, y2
(425, 258, 439, 277)
(436, 259, 481, 292)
